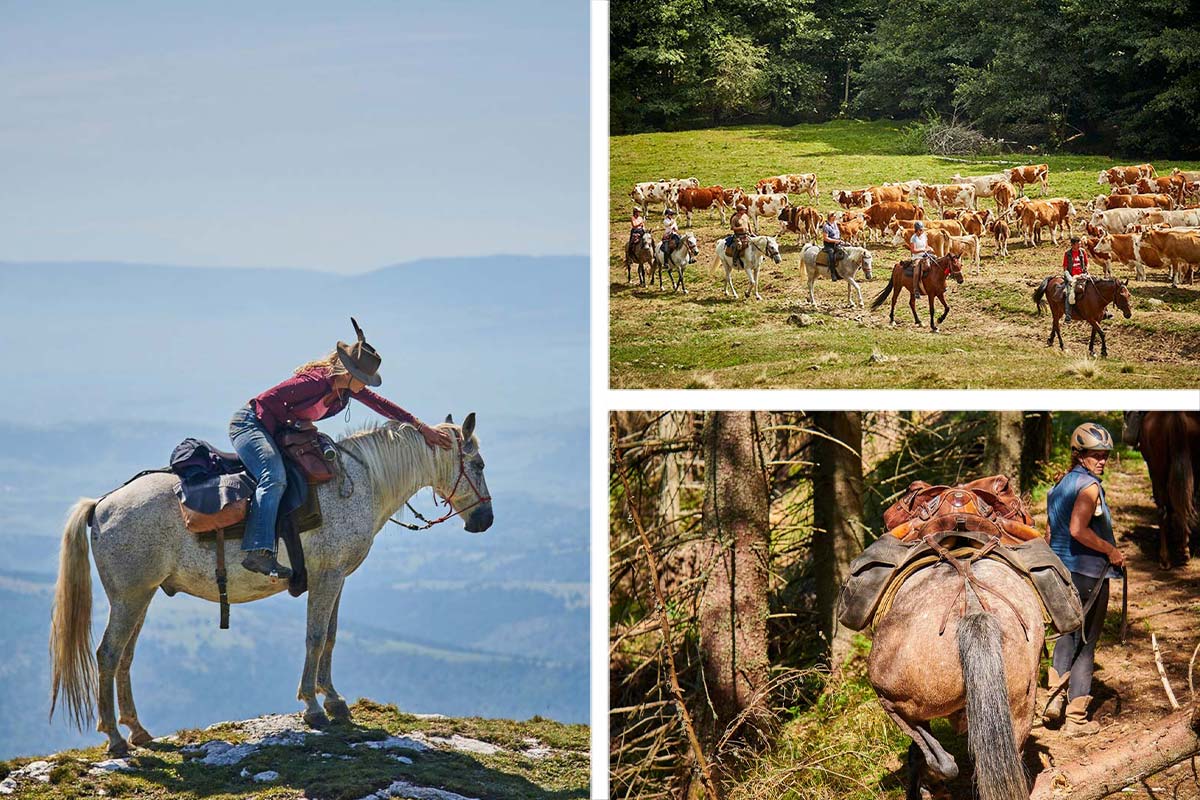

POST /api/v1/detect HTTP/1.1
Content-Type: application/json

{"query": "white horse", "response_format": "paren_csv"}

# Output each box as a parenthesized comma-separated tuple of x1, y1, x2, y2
(800, 244, 875, 308)
(49, 415, 492, 756)
(714, 235, 782, 301)
(653, 232, 698, 293)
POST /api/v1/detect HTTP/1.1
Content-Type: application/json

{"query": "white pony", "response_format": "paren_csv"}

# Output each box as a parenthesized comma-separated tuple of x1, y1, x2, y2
(799, 244, 875, 308)
(653, 232, 699, 293)
(714, 235, 782, 300)
(49, 415, 492, 756)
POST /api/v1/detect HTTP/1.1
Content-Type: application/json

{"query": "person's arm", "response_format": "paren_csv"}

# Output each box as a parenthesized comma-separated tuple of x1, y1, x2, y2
(256, 372, 330, 428)
(1069, 483, 1124, 566)
(352, 388, 452, 449)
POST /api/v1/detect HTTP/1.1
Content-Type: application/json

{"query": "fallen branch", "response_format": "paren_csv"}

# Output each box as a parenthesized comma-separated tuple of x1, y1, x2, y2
(1030, 707, 1200, 800)
(1154, 633, 1182, 711)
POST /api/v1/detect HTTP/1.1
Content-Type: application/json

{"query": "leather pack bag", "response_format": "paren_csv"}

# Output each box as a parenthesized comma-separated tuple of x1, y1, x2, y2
(276, 427, 336, 484)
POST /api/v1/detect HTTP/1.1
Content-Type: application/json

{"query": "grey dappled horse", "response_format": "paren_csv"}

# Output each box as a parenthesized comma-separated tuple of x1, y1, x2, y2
(50, 415, 492, 756)
(714, 234, 782, 301)
(799, 244, 874, 308)
(868, 560, 1042, 800)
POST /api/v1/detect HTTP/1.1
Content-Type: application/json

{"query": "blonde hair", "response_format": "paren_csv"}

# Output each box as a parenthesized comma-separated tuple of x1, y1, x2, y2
(293, 349, 349, 377)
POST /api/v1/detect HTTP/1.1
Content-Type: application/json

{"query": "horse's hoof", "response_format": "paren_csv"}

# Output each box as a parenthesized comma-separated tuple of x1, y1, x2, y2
(324, 698, 352, 722)
(107, 738, 130, 758)
(128, 727, 154, 746)
(304, 710, 331, 730)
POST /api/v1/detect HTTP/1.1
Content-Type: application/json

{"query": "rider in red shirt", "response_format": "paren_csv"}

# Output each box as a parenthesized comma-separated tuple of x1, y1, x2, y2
(1062, 236, 1089, 321)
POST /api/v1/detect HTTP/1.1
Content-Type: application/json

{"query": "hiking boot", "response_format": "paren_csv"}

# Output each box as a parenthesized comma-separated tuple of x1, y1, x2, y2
(1064, 695, 1100, 737)
(1064, 305, 1073, 322)
(242, 549, 293, 580)
(1042, 668, 1066, 725)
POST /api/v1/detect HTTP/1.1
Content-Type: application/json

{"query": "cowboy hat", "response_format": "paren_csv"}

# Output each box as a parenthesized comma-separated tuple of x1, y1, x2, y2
(336, 317, 383, 387)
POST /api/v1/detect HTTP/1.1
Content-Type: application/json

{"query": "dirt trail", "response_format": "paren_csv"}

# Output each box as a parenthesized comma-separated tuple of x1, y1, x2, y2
(1023, 456, 1200, 797)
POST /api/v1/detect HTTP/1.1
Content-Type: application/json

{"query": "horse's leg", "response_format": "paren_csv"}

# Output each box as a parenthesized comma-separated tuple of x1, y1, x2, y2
(807, 270, 818, 307)
(1098, 321, 1108, 358)
(1088, 321, 1099, 357)
(890, 279, 900, 324)
(910, 279, 921, 325)
(751, 265, 762, 301)
(936, 292, 950, 325)
(928, 291, 938, 331)
(849, 276, 862, 308)
(116, 603, 154, 746)
(906, 743, 925, 800)
(298, 572, 346, 729)
(880, 699, 960, 788)
(725, 264, 738, 299)
(96, 588, 155, 756)
(316, 586, 351, 722)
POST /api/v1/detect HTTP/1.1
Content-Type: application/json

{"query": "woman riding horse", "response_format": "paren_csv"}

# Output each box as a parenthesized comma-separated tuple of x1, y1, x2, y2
(871, 252, 964, 331)
(232, 318, 452, 578)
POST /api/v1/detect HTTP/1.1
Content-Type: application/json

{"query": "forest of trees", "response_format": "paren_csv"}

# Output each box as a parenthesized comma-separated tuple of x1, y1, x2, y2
(608, 410, 1123, 799)
(610, 0, 1200, 157)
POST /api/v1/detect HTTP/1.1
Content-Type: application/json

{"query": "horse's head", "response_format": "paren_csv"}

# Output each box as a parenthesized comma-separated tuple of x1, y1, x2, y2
(640, 232, 654, 249)
(947, 253, 964, 284)
(1114, 279, 1133, 319)
(683, 232, 699, 258)
(762, 237, 782, 264)
(440, 412, 493, 533)
(860, 249, 874, 280)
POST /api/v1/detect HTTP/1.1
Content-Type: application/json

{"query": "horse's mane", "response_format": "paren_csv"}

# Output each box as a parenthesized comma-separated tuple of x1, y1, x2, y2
(336, 422, 453, 519)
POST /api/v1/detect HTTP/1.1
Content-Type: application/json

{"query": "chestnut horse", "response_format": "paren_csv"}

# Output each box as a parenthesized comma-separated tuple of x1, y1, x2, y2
(1134, 411, 1200, 566)
(870, 253, 964, 331)
(1032, 276, 1132, 357)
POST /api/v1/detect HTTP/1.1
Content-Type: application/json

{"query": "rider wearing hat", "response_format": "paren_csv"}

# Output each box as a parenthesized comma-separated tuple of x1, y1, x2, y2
(1062, 236, 1090, 322)
(907, 220, 936, 298)
(1043, 422, 1124, 736)
(660, 208, 682, 261)
(626, 207, 647, 266)
(821, 211, 844, 281)
(230, 318, 453, 579)
(730, 203, 751, 267)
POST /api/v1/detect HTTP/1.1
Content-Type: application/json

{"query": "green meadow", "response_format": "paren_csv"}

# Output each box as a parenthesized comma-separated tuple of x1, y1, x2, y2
(609, 121, 1200, 389)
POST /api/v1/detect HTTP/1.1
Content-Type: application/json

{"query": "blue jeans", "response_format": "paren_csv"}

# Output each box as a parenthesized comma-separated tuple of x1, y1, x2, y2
(228, 404, 287, 552)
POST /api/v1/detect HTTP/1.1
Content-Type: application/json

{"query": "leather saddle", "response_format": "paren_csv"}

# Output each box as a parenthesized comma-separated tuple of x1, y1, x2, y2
(882, 474, 1039, 546)
(814, 249, 846, 269)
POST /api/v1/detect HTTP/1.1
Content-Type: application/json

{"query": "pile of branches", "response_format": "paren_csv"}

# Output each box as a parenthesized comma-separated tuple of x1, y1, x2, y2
(899, 114, 1006, 156)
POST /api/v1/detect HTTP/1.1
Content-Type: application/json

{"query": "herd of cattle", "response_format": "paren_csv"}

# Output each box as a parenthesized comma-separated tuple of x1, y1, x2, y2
(627, 163, 1200, 289)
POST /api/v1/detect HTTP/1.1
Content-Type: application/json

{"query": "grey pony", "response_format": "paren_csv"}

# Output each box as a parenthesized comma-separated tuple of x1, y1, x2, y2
(49, 414, 493, 757)
(799, 243, 874, 309)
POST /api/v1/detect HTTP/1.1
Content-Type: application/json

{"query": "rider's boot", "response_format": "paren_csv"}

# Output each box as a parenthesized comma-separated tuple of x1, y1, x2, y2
(1042, 668, 1066, 725)
(1064, 695, 1100, 737)
(242, 548, 293, 580)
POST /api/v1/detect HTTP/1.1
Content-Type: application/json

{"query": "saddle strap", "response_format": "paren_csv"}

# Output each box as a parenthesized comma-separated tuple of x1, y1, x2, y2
(215, 528, 229, 630)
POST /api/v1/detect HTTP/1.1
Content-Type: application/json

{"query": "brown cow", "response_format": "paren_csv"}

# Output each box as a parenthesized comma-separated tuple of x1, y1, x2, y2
(986, 218, 1010, 257)
(1109, 185, 1138, 195)
(1172, 168, 1200, 183)
(1097, 163, 1156, 187)
(677, 185, 732, 226)
(831, 188, 870, 209)
(865, 185, 906, 205)
(778, 205, 821, 243)
(1134, 175, 1185, 202)
(886, 218, 966, 239)
(861, 201, 924, 240)
(838, 212, 867, 245)
(956, 210, 991, 237)
(1092, 193, 1175, 212)
(1019, 198, 1074, 246)
(1141, 229, 1200, 286)
(1003, 164, 1049, 195)
(992, 180, 1017, 218)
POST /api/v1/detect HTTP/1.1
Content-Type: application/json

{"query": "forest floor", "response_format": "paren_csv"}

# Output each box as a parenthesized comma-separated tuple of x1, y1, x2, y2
(608, 121, 1200, 389)
(733, 448, 1200, 799)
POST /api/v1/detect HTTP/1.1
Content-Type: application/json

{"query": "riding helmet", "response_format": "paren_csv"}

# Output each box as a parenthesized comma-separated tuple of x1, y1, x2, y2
(914, 221, 925, 230)
(1070, 422, 1114, 452)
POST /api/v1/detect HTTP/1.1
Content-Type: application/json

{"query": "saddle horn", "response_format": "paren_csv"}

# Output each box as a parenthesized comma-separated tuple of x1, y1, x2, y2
(350, 317, 366, 344)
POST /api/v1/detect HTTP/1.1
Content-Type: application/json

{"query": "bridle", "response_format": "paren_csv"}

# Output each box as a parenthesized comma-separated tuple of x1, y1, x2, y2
(389, 432, 490, 531)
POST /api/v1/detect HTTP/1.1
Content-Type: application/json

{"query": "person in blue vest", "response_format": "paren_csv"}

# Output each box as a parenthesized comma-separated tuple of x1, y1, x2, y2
(821, 211, 843, 281)
(1043, 421, 1125, 736)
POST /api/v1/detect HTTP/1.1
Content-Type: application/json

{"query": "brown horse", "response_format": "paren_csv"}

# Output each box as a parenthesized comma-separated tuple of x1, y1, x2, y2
(1135, 411, 1200, 566)
(869, 559, 1043, 800)
(1032, 275, 1132, 357)
(870, 253, 964, 331)
(624, 231, 657, 286)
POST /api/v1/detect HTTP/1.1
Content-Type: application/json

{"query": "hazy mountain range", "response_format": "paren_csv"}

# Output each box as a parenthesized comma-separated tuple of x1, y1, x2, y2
(0, 256, 588, 759)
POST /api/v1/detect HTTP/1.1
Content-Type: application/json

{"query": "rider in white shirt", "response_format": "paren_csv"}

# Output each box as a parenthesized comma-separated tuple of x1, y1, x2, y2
(908, 221, 936, 297)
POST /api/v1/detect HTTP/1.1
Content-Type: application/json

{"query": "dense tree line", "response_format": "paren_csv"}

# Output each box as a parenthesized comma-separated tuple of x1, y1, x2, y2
(611, 0, 1200, 156)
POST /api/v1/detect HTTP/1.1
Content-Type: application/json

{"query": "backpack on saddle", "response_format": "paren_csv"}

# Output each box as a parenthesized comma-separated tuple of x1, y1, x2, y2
(837, 474, 1083, 636)
(168, 428, 338, 629)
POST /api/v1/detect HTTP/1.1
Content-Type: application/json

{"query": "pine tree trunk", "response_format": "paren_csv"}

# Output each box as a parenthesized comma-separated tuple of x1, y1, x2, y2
(1022, 411, 1053, 490)
(811, 411, 865, 667)
(984, 411, 1025, 490)
(699, 411, 771, 736)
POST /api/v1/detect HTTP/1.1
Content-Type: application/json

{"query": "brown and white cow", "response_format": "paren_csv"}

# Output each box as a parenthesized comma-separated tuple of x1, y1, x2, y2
(1090, 193, 1175, 212)
(631, 181, 677, 213)
(1097, 164, 1156, 187)
(1134, 175, 1185, 202)
(677, 186, 734, 226)
(862, 201, 924, 240)
(1090, 233, 1165, 281)
(1141, 228, 1200, 286)
(746, 192, 790, 233)
(947, 234, 982, 270)
(992, 180, 1017, 218)
(1183, 181, 1200, 206)
(986, 218, 1010, 257)
(953, 210, 991, 237)
(1018, 198, 1074, 245)
(1109, 185, 1138, 195)
(885, 218, 966, 238)
(1088, 207, 1149, 235)
(837, 212, 868, 245)
(865, 185, 907, 205)
(1003, 164, 1049, 195)
(778, 205, 821, 243)
(1171, 168, 1200, 183)
(915, 183, 977, 211)
(831, 188, 871, 209)
(1139, 208, 1200, 228)
(951, 173, 1008, 199)
(757, 173, 819, 198)
(884, 179, 924, 198)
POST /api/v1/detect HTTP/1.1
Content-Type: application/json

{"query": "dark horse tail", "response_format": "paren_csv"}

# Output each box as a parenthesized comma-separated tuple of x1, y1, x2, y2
(870, 278, 895, 310)
(1166, 413, 1199, 549)
(1032, 277, 1051, 315)
(957, 601, 1027, 800)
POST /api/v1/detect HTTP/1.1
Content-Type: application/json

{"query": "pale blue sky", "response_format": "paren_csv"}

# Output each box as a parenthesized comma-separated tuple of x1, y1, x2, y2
(0, 1, 587, 271)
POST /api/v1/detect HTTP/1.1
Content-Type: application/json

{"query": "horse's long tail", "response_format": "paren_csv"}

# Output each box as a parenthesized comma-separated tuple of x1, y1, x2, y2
(1032, 277, 1050, 314)
(50, 497, 98, 730)
(1166, 413, 1199, 544)
(958, 603, 1027, 800)
(870, 277, 894, 309)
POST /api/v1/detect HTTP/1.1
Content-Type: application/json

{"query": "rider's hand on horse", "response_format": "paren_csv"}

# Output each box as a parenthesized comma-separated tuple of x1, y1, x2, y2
(1107, 544, 1126, 568)
(418, 421, 454, 449)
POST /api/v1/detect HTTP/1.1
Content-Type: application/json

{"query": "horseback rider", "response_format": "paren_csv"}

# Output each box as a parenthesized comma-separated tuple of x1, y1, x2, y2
(230, 319, 453, 579)
(660, 208, 682, 262)
(1043, 422, 1124, 737)
(730, 203, 751, 267)
(907, 221, 936, 298)
(627, 207, 646, 256)
(821, 211, 844, 282)
(1062, 235, 1090, 322)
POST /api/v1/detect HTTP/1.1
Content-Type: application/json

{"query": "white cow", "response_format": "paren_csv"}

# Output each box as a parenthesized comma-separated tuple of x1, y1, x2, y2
(745, 192, 790, 234)
(631, 181, 678, 215)
(1089, 208, 1151, 235)
(950, 173, 1007, 199)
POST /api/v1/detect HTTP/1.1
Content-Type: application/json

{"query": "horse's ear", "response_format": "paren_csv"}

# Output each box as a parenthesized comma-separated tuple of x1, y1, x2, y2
(462, 412, 476, 440)
(1123, 278, 1129, 286)
(445, 414, 454, 424)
